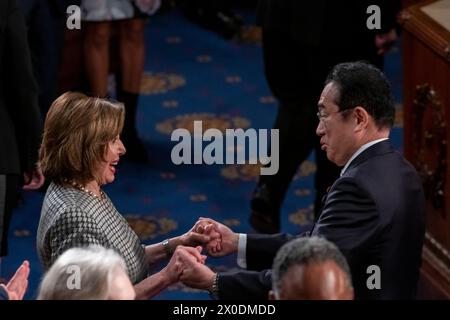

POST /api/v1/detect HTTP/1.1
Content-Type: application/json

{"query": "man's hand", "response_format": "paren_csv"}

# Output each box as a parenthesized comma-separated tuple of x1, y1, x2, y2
(0, 261, 30, 300)
(23, 167, 45, 190)
(191, 219, 222, 250)
(176, 225, 212, 248)
(178, 247, 216, 290)
(195, 217, 239, 257)
(375, 28, 398, 55)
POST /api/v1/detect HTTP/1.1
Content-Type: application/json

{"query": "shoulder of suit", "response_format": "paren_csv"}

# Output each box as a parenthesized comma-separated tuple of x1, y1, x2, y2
(345, 148, 400, 175)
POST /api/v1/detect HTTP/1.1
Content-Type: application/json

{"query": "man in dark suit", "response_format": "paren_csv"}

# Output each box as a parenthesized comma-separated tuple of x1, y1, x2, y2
(0, 0, 44, 258)
(179, 62, 426, 300)
(250, 0, 401, 233)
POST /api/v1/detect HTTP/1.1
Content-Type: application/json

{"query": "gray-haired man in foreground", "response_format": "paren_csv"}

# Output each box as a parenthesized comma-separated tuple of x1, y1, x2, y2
(270, 237, 354, 300)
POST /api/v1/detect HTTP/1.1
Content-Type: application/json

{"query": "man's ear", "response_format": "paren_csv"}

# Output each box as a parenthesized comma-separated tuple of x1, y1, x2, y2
(353, 106, 369, 131)
(268, 290, 276, 300)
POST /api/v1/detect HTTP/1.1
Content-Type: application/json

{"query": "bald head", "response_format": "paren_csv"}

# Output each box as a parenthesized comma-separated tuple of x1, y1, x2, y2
(271, 237, 354, 300)
(278, 260, 353, 300)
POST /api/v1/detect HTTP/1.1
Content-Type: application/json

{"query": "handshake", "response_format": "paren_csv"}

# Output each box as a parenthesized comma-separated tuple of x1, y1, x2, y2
(160, 218, 239, 291)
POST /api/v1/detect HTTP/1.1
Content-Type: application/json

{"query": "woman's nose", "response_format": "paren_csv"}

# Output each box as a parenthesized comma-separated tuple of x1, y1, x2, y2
(119, 139, 126, 155)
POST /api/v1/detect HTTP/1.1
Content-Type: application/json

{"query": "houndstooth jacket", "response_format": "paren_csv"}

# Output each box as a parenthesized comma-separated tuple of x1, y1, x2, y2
(37, 182, 148, 284)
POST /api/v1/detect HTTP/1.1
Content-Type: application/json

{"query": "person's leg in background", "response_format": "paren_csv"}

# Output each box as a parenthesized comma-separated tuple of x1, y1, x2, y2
(180, 0, 242, 39)
(251, 100, 319, 233)
(250, 29, 339, 233)
(0, 175, 20, 279)
(116, 17, 148, 163)
(28, 0, 58, 116)
(83, 21, 111, 97)
(18, 0, 57, 118)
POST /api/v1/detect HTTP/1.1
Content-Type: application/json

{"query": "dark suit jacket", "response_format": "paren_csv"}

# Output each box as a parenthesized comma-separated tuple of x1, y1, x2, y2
(0, 0, 42, 175)
(219, 141, 426, 300)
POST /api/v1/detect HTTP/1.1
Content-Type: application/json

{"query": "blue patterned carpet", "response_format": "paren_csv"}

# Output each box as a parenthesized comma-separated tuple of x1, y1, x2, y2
(2, 8, 404, 300)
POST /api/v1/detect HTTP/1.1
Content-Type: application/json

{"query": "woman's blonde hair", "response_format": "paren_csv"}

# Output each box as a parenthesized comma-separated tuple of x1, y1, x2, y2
(39, 92, 125, 185)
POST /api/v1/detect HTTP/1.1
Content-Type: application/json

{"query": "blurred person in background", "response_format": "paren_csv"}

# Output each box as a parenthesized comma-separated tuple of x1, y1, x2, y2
(81, 0, 161, 163)
(18, 0, 82, 117)
(0, 0, 45, 269)
(250, 0, 401, 234)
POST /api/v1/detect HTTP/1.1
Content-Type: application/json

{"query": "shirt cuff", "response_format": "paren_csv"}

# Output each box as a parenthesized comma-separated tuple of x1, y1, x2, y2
(237, 233, 247, 269)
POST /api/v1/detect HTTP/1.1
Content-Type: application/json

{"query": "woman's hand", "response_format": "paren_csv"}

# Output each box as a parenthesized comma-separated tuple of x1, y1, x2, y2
(135, 246, 206, 299)
(164, 218, 226, 261)
(23, 167, 45, 190)
(160, 246, 206, 285)
(0, 261, 30, 300)
(178, 248, 216, 290)
(176, 220, 219, 247)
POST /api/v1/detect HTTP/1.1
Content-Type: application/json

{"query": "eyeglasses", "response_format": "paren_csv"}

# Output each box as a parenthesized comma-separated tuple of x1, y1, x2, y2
(316, 109, 353, 122)
(317, 110, 340, 122)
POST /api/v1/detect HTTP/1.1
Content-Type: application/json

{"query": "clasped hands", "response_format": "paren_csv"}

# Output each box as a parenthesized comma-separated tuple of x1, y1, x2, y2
(162, 218, 238, 290)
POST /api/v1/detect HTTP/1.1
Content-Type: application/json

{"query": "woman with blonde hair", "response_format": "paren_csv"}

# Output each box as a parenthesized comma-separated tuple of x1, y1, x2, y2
(37, 92, 210, 299)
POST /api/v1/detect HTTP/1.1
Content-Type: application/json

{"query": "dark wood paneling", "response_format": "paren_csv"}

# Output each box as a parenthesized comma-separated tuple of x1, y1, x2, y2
(400, 0, 450, 299)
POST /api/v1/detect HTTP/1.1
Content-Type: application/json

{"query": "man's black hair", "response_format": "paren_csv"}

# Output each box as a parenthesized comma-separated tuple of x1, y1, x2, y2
(326, 61, 395, 128)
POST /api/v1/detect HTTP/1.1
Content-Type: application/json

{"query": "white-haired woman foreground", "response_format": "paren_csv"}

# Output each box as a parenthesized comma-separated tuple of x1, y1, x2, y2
(38, 246, 135, 300)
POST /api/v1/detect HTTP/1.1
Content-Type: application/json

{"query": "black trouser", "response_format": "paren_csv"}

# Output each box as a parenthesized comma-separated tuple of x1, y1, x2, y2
(0, 174, 20, 257)
(254, 28, 383, 222)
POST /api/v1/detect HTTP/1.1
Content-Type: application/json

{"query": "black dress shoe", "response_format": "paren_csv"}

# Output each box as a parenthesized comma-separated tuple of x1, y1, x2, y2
(214, 11, 243, 39)
(249, 183, 280, 233)
(188, 9, 242, 39)
(220, 10, 243, 29)
(249, 210, 280, 234)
